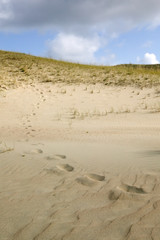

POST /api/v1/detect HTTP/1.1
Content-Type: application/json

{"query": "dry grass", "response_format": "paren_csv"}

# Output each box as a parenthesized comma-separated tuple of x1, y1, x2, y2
(0, 50, 160, 91)
(0, 142, 14, 153)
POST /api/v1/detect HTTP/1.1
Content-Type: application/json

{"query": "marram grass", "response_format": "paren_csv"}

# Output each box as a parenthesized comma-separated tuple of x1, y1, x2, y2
(0, 50, 160, 90)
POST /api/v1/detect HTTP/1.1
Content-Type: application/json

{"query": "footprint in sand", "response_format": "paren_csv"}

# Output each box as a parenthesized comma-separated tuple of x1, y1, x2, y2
(31, 148, 43, 154)
(86, 173, 105, 181)
(45, 164, 74, 175)
(55, 154, 66, 159)
(46, 156, 58, 161)
(76, 173, 105, 187)
(109, 184, 146, 201)
(45, 168, 64, 176)
(108, 189, 122, 200)
(56, 164, 74, 172)
(24, 148, 43, 154)
(76, 177, 96, 187)
(46, 154, 66, 161)
(118, 183, 146, 194)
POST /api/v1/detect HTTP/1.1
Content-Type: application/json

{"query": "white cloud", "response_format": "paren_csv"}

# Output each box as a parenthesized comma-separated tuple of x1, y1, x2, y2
(137, 53, 159, 64)
(144, 53, 159, 64)
(47, 33, 100, 64)
(46, 33, 117, 65)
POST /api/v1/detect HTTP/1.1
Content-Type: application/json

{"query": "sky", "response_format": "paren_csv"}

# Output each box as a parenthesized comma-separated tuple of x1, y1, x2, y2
(0, 0, 160, 65)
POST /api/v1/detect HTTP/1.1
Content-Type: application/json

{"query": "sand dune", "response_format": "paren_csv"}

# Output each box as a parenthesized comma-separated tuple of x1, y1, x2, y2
(0, 82, 160, 240)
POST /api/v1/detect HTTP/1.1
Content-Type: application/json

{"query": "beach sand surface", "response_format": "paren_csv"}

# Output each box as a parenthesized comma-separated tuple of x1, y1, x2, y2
(0, 83, 160, 240)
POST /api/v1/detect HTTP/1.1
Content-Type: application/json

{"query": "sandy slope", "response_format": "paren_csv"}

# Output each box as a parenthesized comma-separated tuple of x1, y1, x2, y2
(0, 83, 160, 240)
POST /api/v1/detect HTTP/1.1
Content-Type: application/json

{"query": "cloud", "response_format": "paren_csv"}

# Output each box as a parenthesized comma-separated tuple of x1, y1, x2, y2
(143, 53, 159, 64)
(1, 0, 160, 34)
(46, 33, 100, 64)
(1, 0, 160, 65)
(46, 33, 116, 65)
(137, 53, 159, 64)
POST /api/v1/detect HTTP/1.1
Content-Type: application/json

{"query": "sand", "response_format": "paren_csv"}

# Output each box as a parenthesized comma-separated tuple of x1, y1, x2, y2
(0, 83, 160, 240)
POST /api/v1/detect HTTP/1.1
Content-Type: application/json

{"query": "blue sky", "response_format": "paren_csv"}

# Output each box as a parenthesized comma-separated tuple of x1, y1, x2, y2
(0, 31, 56, 56)
(0, 0, 160, 65)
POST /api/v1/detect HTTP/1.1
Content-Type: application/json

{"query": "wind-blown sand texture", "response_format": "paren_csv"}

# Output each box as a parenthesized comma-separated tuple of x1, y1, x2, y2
(0, 51, 160, 240)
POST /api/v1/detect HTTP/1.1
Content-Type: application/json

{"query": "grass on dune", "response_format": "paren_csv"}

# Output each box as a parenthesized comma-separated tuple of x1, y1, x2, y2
(0, 50, 160, 91)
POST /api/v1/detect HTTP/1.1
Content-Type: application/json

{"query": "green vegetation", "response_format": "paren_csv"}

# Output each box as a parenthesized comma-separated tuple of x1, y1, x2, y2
(0, 50, 160, 90)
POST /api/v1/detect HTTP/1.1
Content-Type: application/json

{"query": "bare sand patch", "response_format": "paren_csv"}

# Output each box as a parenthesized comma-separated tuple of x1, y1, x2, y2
(0, 83, 160, 240)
